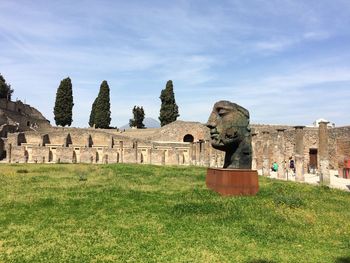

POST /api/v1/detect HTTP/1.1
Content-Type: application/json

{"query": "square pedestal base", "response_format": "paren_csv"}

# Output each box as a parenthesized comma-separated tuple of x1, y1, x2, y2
(206, 168, 259, 196)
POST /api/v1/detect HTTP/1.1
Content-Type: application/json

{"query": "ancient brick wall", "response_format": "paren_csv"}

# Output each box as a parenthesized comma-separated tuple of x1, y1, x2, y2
(5, 121, 350, 173)
(0, 99, 51, 131)
(332, 126, 350, 169)
(146, 120, 209, 142)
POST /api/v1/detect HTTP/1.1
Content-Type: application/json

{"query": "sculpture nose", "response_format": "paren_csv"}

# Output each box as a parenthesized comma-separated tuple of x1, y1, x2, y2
(206, 113, 217, 129)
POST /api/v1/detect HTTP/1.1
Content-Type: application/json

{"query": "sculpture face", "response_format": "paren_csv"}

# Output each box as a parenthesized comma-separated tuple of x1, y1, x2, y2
(206, 100, 252, 169)
(207, 101, 249, 150)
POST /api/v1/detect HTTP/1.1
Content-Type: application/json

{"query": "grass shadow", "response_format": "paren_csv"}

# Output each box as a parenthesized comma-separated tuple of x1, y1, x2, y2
(336, 257, 350, 263)
(246, 260, 276, 263)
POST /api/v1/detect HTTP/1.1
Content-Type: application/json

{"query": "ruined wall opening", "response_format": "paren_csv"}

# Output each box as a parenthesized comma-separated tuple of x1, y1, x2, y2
(309, 148, 317, 173)
(49, 151, 53, 162)
(66, 134, 72, 147)
(72, 151, 77, 163)
(140, 153, 144, 163)
(18, 133, 26, 146)
(183, 134, 194, 142)
(0, 139, 5, 160)
(88, 135, 93, 147)
(95, 152, 99, 163)
(24, 150, 29, 163)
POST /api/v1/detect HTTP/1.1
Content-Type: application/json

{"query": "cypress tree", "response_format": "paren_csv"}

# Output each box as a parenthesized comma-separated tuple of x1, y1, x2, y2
(0, 73, 14, 100)
(88, 98, 97, 127)
(159, 80, 179, 126)
(93, 80, 111, 129)
(53, 77, 74, 126)
(129, 106, 145, 128)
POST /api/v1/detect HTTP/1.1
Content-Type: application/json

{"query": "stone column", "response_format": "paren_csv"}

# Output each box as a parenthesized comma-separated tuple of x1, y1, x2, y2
(86, 134, 91, 147)
(318, 121, 330, 185)
(262, 131, 270, 176)
(119, 141, 124, 163)
(162, 150, 166, 165)
(148, 148, 152, 164)
(294, 126, 305, 182)
(192, 143, 197, 165)
(204, 140, 211, 167)
(7, 143, 12, 163)
(134, 141, 138, 163)
(251, 132, 258, 171)
(196, 142, 201, 165)
(276, 129, 286, 179)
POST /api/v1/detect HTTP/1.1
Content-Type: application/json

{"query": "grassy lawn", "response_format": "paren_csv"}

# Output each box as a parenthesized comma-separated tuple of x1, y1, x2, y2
(0, 163, 349, 263)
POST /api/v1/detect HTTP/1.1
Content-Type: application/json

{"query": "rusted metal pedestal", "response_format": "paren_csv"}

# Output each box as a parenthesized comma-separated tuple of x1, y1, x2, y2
(206, 168, 259, 196)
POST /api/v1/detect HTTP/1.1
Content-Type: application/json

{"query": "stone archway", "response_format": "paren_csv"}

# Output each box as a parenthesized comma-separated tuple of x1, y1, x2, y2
(183, 134, 194, 142)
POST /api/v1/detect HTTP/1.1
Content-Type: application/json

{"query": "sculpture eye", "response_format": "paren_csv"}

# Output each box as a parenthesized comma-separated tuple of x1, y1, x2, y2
(218, 108, 228, 117)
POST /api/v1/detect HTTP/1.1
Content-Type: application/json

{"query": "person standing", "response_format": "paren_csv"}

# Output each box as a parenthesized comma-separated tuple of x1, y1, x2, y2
(289, 157, 295, 174)
(272, 161, 278, 172)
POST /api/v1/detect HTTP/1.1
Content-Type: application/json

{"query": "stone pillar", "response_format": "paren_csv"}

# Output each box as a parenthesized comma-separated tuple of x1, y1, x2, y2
(318, 121, 330, 185)
(119, 141, 124, 163)
(276, 129, 286, 179)
(7, 143, 11, 163)
(294, 126, 305, 182)
(204, 140, 211, 167)
(162, 150, 166, 165)
(251, 132, 258, 171)
(148, 148, 152, 164)
(188, 143, 193, 165)
(262, 131, 270, 176)
(134, 141, 138, 163)
(192, 143, 197, 165)
(196, 142, 201, 165)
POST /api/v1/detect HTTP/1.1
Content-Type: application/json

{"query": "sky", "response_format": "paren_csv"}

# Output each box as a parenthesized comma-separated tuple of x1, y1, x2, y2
(1, 0, 350, 128)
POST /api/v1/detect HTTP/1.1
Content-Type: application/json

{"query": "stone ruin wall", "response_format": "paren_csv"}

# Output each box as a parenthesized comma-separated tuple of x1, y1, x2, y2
(144, 120, 210, 142)
(331, 126, 350, 170)
(0, 99, 51, 131)
(5, 129, 225, 168)
(2, 119, 350, 175)
(251, 124, 350, 174)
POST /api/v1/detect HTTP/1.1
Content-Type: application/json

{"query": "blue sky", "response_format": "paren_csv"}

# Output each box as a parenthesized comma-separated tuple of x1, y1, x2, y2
(1, 0, 350, 127)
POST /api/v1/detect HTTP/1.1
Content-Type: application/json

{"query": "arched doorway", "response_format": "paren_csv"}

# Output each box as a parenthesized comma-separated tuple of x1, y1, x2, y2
(183, 134, 194, 142)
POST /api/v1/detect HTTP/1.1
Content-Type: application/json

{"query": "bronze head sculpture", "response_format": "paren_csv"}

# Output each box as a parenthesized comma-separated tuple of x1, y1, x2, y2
(206, 100, 252, 169)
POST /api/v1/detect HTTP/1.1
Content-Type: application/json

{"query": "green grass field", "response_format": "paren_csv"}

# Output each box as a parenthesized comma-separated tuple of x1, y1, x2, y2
(0, 164, 349, 263)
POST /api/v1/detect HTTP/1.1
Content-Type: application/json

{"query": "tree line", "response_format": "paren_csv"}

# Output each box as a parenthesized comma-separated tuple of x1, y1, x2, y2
(54, 78, 179, 128)
(0, 73, 179, 129)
